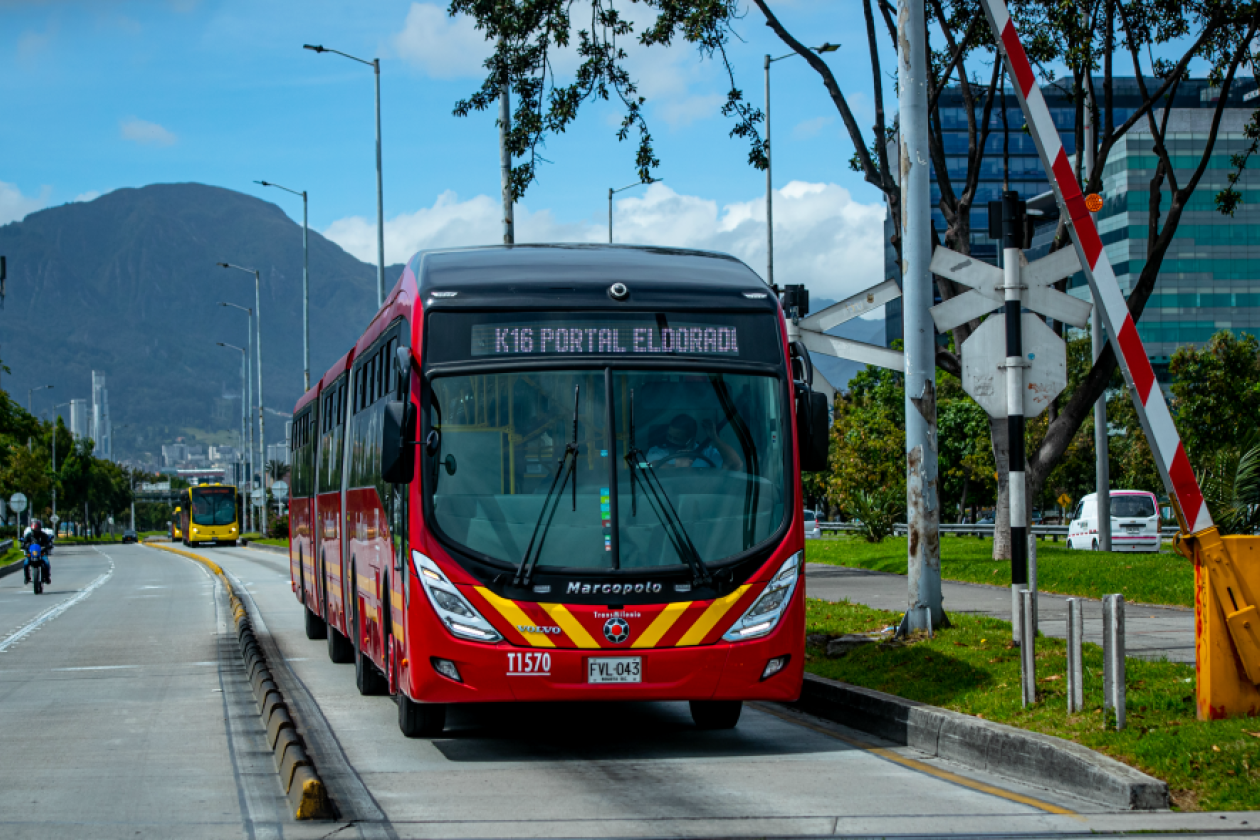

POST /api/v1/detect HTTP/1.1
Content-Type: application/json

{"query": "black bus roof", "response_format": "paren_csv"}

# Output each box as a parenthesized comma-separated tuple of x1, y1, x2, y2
(410, 244, 778, 312)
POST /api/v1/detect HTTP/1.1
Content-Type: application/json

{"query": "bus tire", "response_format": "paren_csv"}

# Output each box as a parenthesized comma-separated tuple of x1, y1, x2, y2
(304, 605, 327, 640)
(352, 581, 387, 696)
(689, 700, 742, 730)
(327, 626, 353, 664)
(398, 694, 445, 738)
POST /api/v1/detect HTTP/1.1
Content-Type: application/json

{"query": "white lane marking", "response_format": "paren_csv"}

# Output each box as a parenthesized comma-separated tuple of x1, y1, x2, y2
(0, 554, 115, 654)
(53, 665, 138, 671)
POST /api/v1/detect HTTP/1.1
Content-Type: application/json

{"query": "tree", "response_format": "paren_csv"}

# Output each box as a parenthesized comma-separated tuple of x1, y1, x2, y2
(452, 0, 1260, 559)
(268, 460, 290, 482)
(819, 366, 905, 519)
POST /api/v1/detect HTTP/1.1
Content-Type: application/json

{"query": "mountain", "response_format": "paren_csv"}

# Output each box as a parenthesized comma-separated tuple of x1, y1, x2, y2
(0, 183, 401, 459)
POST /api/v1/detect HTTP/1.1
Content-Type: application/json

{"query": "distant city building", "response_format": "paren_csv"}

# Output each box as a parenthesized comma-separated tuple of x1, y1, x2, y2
(883, 78, 1253, 376)
(69, 398, 89, 440)
(162, 443, 189, 467)
(91, 371, 111, 459)
(209, 445, 240, 465)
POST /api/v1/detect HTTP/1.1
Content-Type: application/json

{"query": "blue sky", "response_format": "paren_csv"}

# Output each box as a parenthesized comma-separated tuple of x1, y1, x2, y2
(2, 0, 904, 298)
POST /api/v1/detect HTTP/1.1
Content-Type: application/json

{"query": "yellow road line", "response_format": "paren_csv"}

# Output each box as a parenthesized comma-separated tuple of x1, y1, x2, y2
(748, 702, 1080, 818)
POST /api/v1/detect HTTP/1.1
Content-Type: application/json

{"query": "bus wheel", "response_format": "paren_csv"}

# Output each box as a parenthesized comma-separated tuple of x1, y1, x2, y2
(327, 624, 353, 664)
(353, 598, 387, 696)
(689, 700, 742, 730)
(398, 694, 445, 738)
(304, 605, 327, 640)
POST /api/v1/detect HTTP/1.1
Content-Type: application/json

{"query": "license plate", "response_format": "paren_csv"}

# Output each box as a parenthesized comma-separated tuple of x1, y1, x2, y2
(588, 657, 642, 684)
(1125, 526, 1140, 533)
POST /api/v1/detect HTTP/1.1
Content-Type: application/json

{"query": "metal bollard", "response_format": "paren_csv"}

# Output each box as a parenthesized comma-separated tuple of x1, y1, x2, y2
(1066, 598, 1084, 713)
(1102, 594, 1126, 730)
(1012, 583, 1027, 645)
(1021, 589, 1036, 707)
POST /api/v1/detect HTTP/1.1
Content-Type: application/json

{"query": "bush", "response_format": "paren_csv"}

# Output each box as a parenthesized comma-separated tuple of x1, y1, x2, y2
(268, 514, 289, 540)
(850, 488, 904, 543)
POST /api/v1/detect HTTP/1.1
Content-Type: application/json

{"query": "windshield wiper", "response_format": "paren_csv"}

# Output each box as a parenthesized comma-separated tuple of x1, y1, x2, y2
(624, 388, 712, 587)
(513, 384, 580, 588)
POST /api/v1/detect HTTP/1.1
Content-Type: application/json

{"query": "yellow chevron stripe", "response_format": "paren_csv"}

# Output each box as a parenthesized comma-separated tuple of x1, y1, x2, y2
(475, 587, 555, 648)
(676, 585, 751, 647)
(539, 603, 601, 648)
(632, 601, 693, 649)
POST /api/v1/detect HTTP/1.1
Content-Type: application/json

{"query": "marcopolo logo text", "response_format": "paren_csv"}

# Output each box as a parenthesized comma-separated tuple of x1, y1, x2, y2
(567, 581, 663, 595)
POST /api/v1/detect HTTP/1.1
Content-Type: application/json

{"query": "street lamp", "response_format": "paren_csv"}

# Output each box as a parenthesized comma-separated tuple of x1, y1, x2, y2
(764, 42, 839, 287)
(219, 301, 255, 521)
(217, 262, 267, 535)
(28, 384, 52, 451)
(608, 180, 659, 243)
(256, 180, 311, 392)
(304, 43, 385, 307)
(218, 341, 251, 535)
(51, 401, 70, 534)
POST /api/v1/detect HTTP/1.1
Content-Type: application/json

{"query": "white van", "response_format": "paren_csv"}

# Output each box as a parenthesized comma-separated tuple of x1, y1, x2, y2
(803, 509, 821, 539)
(1067, 490, 1160, 552)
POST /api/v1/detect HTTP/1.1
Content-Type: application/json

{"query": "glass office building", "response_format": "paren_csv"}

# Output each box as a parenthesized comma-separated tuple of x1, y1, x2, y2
(885, 79, 1256, 374)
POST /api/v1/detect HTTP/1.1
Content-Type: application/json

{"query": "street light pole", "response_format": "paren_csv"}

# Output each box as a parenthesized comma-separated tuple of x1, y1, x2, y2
(27, 384, 52, 451)
(218, 262, 267, 535)
(304, 44, 385, 307)
(763, 43, 837, 286)
(257, 181, 311, 392)
(218, 341, 250, 534)
(220, 303, 254, 533)
(607, 180, 658, 243)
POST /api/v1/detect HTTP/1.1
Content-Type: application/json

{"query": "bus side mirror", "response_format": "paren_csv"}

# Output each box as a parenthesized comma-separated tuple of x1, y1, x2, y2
(797, 388, 830, 472)
(382, 400, 416, 484)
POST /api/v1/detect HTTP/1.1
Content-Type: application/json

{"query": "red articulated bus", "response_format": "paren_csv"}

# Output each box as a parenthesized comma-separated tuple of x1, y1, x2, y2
(289, 245, 829, 736)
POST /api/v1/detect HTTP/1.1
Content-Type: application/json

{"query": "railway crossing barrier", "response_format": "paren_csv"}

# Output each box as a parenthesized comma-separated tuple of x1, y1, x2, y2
(976, 0, 1259, 719)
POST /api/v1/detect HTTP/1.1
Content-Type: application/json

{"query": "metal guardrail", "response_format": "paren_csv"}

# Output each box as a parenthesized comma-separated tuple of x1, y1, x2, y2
(0, 539, 12, 553)
(818, 522, 1179, 538)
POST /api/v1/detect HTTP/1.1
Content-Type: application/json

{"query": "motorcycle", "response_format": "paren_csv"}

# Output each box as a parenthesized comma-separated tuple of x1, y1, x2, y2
(26, 543, 48, 595)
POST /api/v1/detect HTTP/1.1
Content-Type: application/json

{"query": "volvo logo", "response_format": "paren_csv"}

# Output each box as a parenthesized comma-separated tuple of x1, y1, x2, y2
(568, 581, 663, 595)
(517, 625, 562, 635)
(603, 617, 631, 644)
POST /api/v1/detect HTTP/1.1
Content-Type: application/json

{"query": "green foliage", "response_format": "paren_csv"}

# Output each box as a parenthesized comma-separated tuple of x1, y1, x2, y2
(937, 371, 995, 520)
(1170, 331, 1260, 461)
(1199, 436, 1260, 536)
(268, 513, 290, 540)
(849, 488, 904, 543)
(804, 598, 1260, 812)
(819, 366, 905, 519)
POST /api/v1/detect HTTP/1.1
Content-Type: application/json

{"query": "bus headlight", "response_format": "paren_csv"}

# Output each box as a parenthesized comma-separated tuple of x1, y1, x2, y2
(412, 551, 503, 643)
(722, 552, 801, 642)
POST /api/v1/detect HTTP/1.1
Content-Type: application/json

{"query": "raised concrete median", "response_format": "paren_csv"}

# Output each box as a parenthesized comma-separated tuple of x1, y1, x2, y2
(149, 542, 332, 820)
(794, 673, 1168, 811)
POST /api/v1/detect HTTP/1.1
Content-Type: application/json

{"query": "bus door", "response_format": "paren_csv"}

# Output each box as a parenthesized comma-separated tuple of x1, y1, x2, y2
(291, 404, 317, 611)
(316, 376, 349, 633)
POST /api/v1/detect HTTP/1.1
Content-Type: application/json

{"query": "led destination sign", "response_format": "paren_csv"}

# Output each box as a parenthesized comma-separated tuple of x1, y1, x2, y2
(471, 322, 741, 357)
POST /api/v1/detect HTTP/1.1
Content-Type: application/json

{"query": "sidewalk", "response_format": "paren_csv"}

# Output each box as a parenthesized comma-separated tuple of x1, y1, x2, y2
(805, 563, 1195, 664)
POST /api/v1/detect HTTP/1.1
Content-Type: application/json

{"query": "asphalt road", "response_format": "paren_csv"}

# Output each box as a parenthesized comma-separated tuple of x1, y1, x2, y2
(1, 541, 1255, 839)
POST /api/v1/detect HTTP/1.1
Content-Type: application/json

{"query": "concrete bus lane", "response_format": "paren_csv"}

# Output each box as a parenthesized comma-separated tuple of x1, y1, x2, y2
(0, 543, 321, 840)
(200, 543, 1241, 840)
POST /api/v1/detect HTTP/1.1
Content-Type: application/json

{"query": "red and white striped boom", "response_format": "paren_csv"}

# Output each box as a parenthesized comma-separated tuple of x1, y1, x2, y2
(978, 0, 1213, 534)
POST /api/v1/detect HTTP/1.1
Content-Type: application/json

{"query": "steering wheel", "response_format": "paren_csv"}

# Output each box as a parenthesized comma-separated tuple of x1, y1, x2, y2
(650, 450, 718, 469)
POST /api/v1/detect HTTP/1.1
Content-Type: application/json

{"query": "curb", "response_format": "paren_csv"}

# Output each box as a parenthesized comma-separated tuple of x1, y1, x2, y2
(242, 542, 289, 556)
(149, 543, 333, 820)
(0, 561, 24, 579)
(793, 673, 1169, 811)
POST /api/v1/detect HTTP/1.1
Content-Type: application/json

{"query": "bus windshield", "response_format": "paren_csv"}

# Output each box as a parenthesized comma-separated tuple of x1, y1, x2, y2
(191, 488, 237, 526)
(428, 370, 787, 572)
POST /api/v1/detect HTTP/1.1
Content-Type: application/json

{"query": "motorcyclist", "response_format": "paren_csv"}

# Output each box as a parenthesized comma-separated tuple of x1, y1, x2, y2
(22, 520, 53, 585)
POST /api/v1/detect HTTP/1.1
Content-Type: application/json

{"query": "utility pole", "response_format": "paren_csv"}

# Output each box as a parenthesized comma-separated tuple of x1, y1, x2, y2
(1084, 84, 1111, 552)
(499, 53, 515, 245)
(898, 0, 944, 631)
(764, 53, 774, 287)
(1000, 192, 1031, 640)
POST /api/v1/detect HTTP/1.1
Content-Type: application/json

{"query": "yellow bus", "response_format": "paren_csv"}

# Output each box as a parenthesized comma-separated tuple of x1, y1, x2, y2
(179, 484, 239, 547)
(171, 507, 183, 541)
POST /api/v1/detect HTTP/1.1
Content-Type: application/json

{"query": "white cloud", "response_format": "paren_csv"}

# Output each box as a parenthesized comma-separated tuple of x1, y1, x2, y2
(74, 190, 101, 204)
(0, 181, 51, 226)
(391, 3, 491, 79)
(120, 117, 177, 146)
(792, 115, 834, 140)
(323, 181, 885, 300)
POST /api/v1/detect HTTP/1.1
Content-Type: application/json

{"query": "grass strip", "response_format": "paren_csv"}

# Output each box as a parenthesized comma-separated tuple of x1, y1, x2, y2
(243, 535, 287, 547)
(0, 547, 23, 568)
(805, 535, 1193, 608)
(804, 597, 1260, 812)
